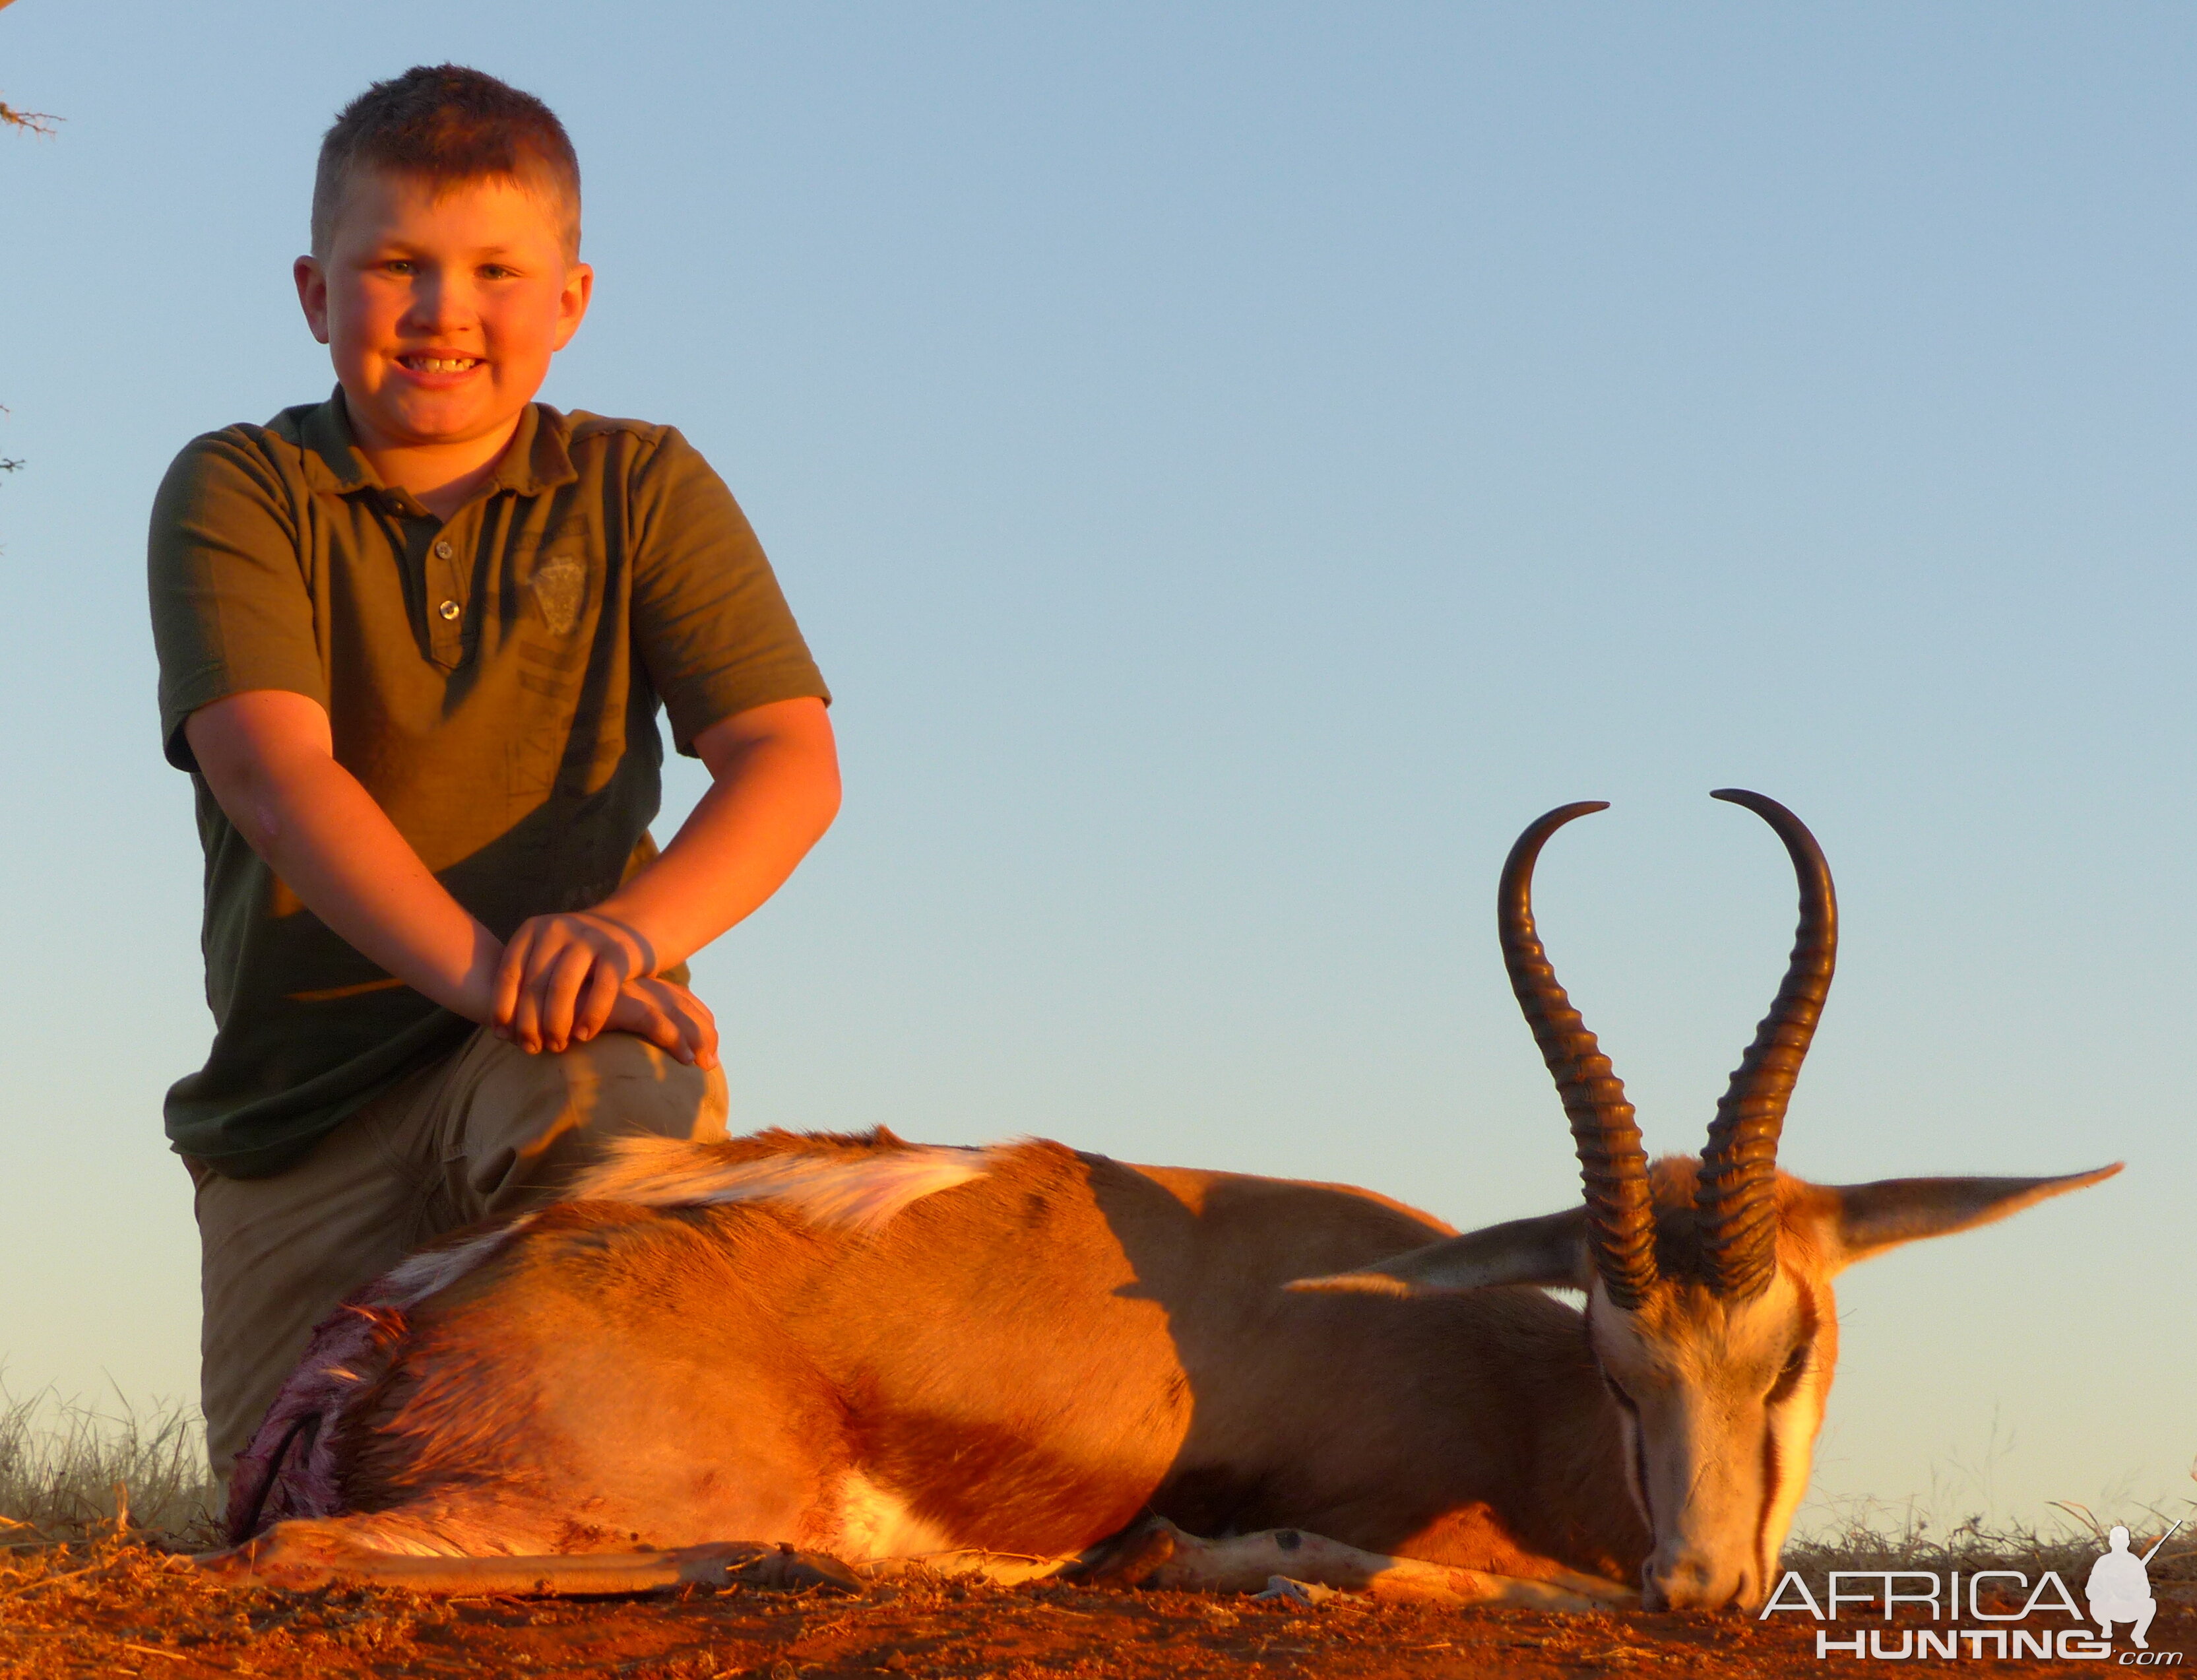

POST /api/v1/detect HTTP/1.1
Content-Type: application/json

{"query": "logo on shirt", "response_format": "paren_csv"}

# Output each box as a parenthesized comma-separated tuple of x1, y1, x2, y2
(530, 554, 587, 635)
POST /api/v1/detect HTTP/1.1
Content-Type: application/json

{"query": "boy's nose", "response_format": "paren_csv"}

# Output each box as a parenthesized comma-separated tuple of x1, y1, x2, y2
(402, 274, 475, 333)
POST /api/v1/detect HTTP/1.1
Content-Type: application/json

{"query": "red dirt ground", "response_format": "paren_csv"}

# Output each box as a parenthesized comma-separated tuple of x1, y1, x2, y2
(3, 1541, 2191, 1679)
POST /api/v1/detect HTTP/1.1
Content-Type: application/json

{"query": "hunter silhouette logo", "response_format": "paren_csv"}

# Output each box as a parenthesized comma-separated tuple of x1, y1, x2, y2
(1764, 1516, 2187, 1663)
(2091, 1520, 2181, 1652)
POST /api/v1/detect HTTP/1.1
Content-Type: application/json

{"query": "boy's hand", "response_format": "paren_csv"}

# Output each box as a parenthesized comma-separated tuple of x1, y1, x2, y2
(494, 911, 656, 1054)
(490, 699, 837, 1060)
(602, 975, 719, 1071)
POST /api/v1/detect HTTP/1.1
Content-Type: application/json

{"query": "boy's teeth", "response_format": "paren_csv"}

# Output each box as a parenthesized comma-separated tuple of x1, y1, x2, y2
(406, 356, 478, 372)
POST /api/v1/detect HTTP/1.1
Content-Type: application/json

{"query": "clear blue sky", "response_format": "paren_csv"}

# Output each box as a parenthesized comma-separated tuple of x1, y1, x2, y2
(1, 1, 2188, 1532)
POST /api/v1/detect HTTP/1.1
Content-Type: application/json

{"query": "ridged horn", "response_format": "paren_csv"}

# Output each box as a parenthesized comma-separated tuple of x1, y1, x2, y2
(1697, 789, 1838, 1298)
(1499, 802, 1657, 1310)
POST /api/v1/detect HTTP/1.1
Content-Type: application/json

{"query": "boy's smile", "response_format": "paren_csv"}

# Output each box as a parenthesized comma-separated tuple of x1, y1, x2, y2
(295, 169, 591, 513)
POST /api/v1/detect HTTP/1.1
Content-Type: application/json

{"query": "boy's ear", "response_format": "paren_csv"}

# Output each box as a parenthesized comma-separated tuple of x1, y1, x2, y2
(294, 255, 331, 345)
(552, 261, 594, 353)
(1810, 1165, 2120, 1272)
(1285, 1208, 1589, 1297)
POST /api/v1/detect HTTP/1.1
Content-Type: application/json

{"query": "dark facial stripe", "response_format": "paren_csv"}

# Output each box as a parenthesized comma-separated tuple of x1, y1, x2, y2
(1634, 1417, 1655, 1536)
(1755, 1410, 1781, 1581)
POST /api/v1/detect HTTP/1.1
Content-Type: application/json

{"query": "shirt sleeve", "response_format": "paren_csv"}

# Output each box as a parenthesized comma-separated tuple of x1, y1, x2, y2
(625, 428, 829, 756)
(148, 431, 329, 772)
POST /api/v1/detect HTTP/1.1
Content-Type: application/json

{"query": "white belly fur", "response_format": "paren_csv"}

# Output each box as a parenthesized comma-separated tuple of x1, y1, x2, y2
(829, 1469, 959, 1561)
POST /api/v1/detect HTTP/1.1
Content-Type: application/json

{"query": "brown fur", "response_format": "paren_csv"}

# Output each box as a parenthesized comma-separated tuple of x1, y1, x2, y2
(247, 1132, 1647, 1580)
(224, 1126, 2109, 1609)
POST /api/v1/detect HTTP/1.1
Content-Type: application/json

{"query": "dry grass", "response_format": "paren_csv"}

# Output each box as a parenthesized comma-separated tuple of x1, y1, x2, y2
(0, 1383, 2189, 1593)
(1787, 1487, 2197, 1596)
(0, 1387, 221, 1549)
(0, 1401, 2190, 1680)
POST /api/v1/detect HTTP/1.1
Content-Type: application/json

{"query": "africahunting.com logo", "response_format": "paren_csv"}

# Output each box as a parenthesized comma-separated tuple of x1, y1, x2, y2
(1768, 1520, 2186, 1664)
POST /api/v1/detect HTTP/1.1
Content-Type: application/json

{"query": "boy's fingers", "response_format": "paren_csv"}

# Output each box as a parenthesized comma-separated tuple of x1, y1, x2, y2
(510, 982, 543, 1053)
(673, 985, 716, 1042)
(637, 1003, 693, 1064)
(536, 944, 598, 1052)
(492, 925, 536, 1031)
(600, 986, 676, 1064)
(660, 1020, 697, 1065)
(573, 964, 621, 1043)
(660, 987, 718, 1069)
(613, 981, 706, 1068)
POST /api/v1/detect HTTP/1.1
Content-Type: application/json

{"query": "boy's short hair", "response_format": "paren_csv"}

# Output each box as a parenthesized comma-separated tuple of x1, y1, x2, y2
(311, 64, 582, 259)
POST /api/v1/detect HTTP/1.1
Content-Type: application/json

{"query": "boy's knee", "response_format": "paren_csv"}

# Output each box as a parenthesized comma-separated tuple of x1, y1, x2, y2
(453, 1027, 727, 1213)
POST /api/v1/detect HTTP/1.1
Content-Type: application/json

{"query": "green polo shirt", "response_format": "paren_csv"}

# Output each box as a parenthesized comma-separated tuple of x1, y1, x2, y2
(148, 393, 829, 1178)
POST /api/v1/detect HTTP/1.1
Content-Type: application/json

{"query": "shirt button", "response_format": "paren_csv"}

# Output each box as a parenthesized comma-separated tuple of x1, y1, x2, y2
(439, 599, 462, 622)
(433, 540, 453, 560)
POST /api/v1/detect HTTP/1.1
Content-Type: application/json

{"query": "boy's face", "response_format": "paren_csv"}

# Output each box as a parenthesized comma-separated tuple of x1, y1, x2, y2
(294, 168, 592, 459)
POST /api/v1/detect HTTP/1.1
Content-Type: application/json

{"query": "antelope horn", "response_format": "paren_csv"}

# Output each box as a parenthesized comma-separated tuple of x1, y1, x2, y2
(1696, 789, 1838, 1298)
(1499, 802, 1657, 1309)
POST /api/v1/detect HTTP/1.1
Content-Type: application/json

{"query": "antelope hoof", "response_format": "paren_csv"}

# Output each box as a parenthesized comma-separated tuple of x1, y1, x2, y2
(718, 1543, 866, 1594)
(1064, 1516, 1180, 1588)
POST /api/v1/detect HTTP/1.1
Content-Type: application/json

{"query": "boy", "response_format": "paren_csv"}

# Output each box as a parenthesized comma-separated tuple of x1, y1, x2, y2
(146, 65, 839, 1491)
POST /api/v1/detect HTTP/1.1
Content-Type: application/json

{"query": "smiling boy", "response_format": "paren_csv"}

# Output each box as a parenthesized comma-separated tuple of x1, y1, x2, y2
(147, 66, 838, 1492)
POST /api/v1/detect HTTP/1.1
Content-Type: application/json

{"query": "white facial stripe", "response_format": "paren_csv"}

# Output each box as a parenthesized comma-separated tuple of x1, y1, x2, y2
(1757, 1349, 1830, 1582)
(1588, 1293, 1654, 1528)
(1593, 1272, 1828, 1608)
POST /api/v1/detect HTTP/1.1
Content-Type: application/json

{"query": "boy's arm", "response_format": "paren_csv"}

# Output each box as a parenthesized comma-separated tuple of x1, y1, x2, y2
(493, 695, 839, 1055)
(185, 688, 719, 1066)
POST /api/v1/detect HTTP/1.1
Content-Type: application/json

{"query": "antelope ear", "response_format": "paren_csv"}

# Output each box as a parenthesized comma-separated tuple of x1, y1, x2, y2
(1816, 1165, 2122, 1271)
(1286, 1208, 1589, 1297)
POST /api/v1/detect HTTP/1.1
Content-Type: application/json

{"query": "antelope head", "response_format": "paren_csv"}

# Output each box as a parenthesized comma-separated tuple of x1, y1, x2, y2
(1302, 791, 2118, 1612)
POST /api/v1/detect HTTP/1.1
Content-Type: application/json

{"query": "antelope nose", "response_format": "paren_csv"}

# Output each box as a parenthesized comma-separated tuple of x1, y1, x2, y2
(1646, 1553, 1756, 1611)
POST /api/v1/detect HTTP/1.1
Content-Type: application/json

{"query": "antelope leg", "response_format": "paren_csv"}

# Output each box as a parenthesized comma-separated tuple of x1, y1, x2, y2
(1115, 1518, 1636, 1610)
(198, 1528, 864, 1596)
(196, 1516, 1634, 1609)
(854, 1550, 1082, 1588)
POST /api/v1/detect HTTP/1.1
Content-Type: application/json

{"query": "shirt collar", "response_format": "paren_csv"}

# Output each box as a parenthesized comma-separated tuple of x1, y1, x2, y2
(489, 401, 580, 496)
(295, 389, 379, 495)
(293, 389, 580, 504)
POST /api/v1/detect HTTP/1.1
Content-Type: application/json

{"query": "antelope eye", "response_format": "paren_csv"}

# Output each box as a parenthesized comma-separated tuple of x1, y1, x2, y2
(1768, 1343, 1809, 1399)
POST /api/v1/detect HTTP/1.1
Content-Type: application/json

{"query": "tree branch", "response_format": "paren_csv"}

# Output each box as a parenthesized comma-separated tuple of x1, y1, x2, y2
(1, 101, 60, 137)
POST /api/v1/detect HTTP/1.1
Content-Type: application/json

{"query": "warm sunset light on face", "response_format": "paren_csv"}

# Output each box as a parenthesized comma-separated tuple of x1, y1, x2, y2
(295, 169, 590, 490)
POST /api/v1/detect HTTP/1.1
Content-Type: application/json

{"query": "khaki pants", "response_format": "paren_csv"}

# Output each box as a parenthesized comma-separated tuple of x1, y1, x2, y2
(187, 1025, 728, 1487)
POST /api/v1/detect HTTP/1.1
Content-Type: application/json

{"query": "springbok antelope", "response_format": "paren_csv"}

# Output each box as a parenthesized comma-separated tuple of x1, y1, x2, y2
(210, 791, 2115, 1613)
